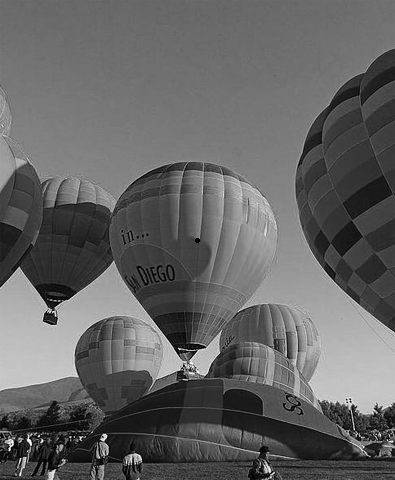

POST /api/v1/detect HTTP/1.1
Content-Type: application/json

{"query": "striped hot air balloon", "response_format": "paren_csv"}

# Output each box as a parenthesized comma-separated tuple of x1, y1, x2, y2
(207, 342, 321, 411)
(110, 162, 278, 360)
(0, 136, 42, 287)
(219, 304, 321, 381)
(20, 176, 115, 324)
(75, 316, 163, 414)
(296, 49, 395, 332)
(0, 84, 12, 136)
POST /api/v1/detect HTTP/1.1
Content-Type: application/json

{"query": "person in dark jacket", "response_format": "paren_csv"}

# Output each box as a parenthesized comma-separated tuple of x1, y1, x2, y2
(45, 441, 67, 480)
(15, 434, 31, 477)
(31, 438, 52, 476)
(248, 445, 283, 480)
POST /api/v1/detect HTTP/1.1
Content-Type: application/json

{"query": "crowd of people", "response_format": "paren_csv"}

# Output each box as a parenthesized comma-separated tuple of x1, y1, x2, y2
(0, 431, 87, 477)
(0, 430, 143, 479)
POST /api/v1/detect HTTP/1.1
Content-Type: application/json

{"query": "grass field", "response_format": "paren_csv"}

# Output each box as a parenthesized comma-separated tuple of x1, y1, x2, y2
(1, 459, 394, 480)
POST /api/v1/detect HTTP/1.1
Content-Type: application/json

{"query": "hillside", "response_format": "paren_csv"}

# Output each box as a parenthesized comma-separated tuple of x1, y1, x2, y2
(0, 372, 205, 414)
(0, 377, 91, 414)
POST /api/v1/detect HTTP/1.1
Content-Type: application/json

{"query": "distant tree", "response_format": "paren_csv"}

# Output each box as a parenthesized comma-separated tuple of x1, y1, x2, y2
(86, 403, 105, 430)
(38, 401, 62, 429)
(383, 403, 395, 429)
(319, 400, 370, 432)
(67, 403, 92, 430)
(369, 403, 388, 431)
(320, 400, 350, 428)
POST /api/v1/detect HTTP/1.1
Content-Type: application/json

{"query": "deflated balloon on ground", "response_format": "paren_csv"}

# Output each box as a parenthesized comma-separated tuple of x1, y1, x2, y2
(70, 378, 366, 463)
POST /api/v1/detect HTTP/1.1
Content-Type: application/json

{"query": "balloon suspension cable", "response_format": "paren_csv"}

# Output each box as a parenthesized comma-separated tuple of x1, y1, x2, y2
(43, 308, 58, 326)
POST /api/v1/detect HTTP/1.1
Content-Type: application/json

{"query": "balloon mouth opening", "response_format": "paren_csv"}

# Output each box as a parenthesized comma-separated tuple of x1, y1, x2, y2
(176, 344, 205, 361)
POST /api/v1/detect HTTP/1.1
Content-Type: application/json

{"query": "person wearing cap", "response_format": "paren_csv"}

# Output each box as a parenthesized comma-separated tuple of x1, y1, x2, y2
(89, 433, 110, 480)
(45, 441, 67, 480)
(248, 445, 283, 480)
(122, 442, 143, 480)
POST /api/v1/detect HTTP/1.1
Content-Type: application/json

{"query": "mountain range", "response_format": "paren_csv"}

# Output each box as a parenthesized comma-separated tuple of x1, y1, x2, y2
(0, 372, 205, 414)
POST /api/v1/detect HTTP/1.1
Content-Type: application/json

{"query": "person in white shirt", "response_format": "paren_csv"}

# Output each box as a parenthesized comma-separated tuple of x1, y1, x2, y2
(1, 434, 14, 463)
(122, 442, 143, 480)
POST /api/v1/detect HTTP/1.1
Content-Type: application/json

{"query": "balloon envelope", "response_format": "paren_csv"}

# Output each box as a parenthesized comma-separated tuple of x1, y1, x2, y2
(207, 342, 321, 410)
(75, 315, 163, 414)
(219, 304, 321, 381)
(21, 176, 115, 313)
(296, 49, 395, 331)
(0, 136, 42, 287)
(0, 84, 12, 136)
(110, 162, 277, 359)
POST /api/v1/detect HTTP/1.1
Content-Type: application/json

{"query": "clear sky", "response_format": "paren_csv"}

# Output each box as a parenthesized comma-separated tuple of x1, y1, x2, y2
(0, 0, 394, 414)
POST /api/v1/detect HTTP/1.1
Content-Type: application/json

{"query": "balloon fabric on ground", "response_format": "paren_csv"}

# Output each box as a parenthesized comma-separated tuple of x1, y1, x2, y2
(110, 161, 278, 360)
(296, 48, 395, 332)
(70, 378, 366, 463)
(0, 136, 42, 287)
(219, 303, 321, 381)
(75, 315, 163, 414)
(20, 176, 116, 319)
(206, 341, 321, 410)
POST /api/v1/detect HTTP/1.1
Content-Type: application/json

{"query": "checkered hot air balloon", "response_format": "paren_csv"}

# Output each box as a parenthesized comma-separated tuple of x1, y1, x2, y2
(20, 176, 115, 324)
(75, 315, 163, 414)
(110, 162, 278, 361)
(0, 136, 42, 287)
(296, 49, 395, 332)
(219, 304, 321, 382)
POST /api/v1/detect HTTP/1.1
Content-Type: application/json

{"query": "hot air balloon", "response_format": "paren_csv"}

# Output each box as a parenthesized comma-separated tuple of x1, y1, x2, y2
(70, 379, 366, 463)
(219, 304, 321, 381)
(75, 315, 163, 414)
(0, 84, 12, 136)
(296, 49, 395, 332)
(110, 162, 278, 361)
(20, 176, 115, 324)
(207, 342, 321, 410)
(0, 136, 42, 287)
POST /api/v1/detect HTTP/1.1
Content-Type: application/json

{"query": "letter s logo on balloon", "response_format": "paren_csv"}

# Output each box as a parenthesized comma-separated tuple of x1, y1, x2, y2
(283, 394, 304, 416)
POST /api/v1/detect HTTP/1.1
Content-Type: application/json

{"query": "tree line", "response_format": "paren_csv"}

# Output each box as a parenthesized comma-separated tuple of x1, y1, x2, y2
(1, 399, 394, 434)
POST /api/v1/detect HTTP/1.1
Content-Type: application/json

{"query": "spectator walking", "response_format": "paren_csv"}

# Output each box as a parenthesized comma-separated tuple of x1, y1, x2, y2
(122, 442, 143, 480)
(89, 433, 109, 480)
(15, 433, 31, 477)
(45, 441, 67, 480)
(32, 437, 52, 476)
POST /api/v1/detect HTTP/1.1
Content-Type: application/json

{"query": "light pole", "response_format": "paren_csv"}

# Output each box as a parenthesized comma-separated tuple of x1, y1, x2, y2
(345, 397, 356, 431)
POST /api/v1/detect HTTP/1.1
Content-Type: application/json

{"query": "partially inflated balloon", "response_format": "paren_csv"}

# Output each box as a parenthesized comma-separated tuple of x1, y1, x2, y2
(0, 84, 12, 136)
(296, 49, 395, 331)
(110, 162, 278, 360)
(207, 342, 321, 411)
(219, 304, 321, 381)
(75, 316, 163, 413)
(21, 176, 115, 323)
(0, 136, 42, 287)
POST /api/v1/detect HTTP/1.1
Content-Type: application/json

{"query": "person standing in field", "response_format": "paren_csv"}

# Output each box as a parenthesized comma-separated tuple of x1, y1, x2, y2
(45, 441, 67, 480)
(0, 433, 14, 463)
(248, 445, 283, 479)
(14, 433, 31, 477)
(32, 437, 52, 476)
(89, 433, 110, 480)
(122, 443, 143, 480)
